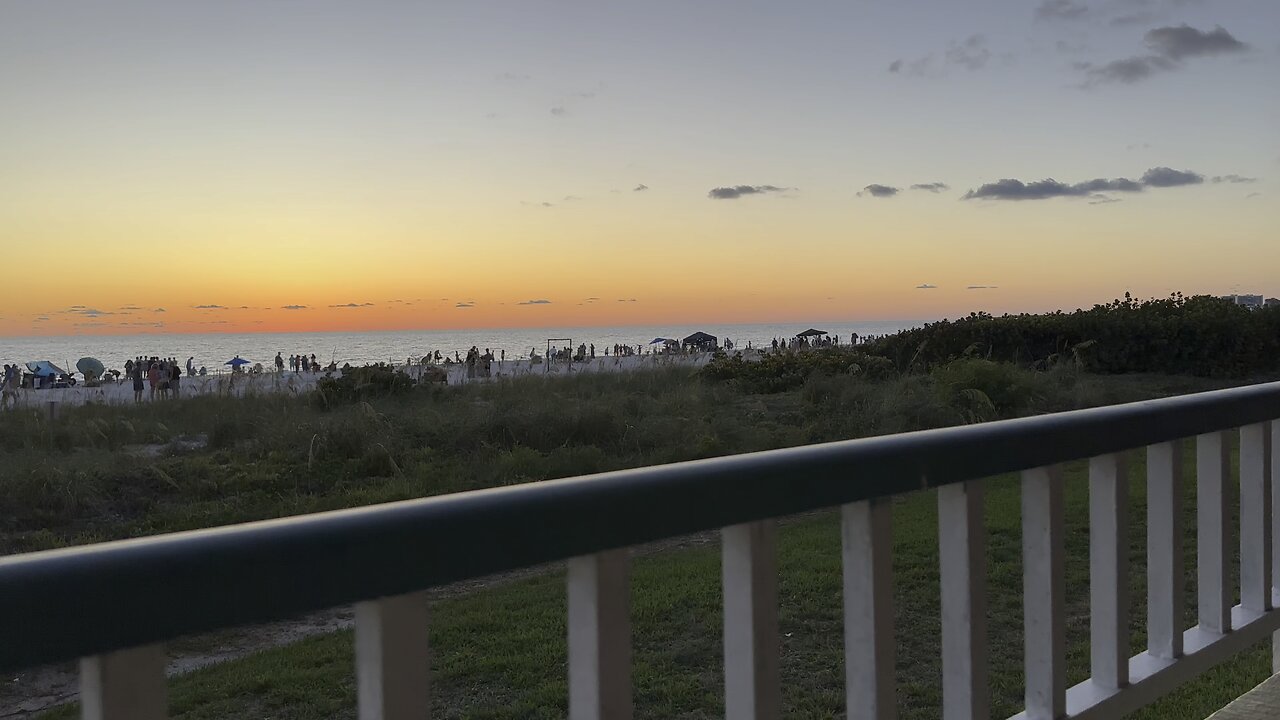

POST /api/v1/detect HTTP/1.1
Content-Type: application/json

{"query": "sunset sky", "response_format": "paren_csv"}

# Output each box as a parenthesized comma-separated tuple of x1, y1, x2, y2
(1, 0, 1276, 336)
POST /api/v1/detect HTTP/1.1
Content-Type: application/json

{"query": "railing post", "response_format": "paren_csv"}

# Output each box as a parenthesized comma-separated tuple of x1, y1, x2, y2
(1022, 465, 1065, 718)
(842, 499, 895, 720)
(355, 592, 431, 720)
(1240, 423, 1271, 615)
(1197, 432, 1232, 634)
(568, 549, 632, 720)
(80, 644, 168, 720)
(722, 520, 780, 720)
(1147, 440, 1184, 659)
(1089, 453, 1129, 689)
(938, 480, 989, 720)
(1273, 421, 1280, 673)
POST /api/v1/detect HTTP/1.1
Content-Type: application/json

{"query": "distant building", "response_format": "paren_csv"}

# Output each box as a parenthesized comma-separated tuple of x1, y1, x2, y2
(1221, 294, 1265, 309)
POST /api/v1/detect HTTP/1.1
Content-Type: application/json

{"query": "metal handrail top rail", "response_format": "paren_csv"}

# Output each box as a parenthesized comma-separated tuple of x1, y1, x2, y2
(2, 380, 1279, 673)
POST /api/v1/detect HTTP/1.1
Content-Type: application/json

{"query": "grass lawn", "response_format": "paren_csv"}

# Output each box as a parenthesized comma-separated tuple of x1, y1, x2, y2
(38, 451, 1273, 719)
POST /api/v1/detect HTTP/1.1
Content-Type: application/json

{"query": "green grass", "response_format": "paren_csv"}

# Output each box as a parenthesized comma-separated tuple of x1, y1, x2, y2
(8, 364, 1277, 717)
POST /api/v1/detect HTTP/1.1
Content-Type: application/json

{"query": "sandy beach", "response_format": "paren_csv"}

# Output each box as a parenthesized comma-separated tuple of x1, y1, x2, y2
(3, 351, 728, 410)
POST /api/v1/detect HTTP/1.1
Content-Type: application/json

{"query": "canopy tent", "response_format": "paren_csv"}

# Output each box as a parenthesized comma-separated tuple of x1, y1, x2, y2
(26, 361, 66, 377)
(795, 328, 829, 337)
(682, 331, 718, 351)
(648, 337, 676, 345)
(225, 357, 251, 368)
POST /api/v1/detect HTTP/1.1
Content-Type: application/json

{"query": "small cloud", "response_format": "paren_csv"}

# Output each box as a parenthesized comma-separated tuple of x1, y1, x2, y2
(708, 185, 787, 200)
(154, 307, 166, 313)
(1089, 194, 1123, 205)
(541, 201, 554, 207)
(858, 184, 900, 198)
(1145, 24, 1248, 61)
(455, 302, 475, 309)
(518, 299, 552, 305)
(916, 284, 938, 289)
(615, 298, 638, 303)
(550, 106, 567, 117)
(1035, 0, 1088, 21)
(967, 285, 999, 290)
(633, 184, 649, 192)
(1126, 142, 1152, 150)
(1110, 12, 1156, 28)
(329, 302, 375, 308)
(118, 305, 142, 311)
(1246, 192, 1261, 199)
(34, 316, 49, 322)
(563, 195, 581, 202)
(910, 182, 950, 193)
(585, 297, 600, 302)
(1141, 166, 1203, 187)
(496, 72, 530, 83)
(69, 305, 85, 309)
(281, 305, 308, 310)
(1212, 174, 1256, 184)
(945, 35, 992, 71)
(193, 304, 226, 310)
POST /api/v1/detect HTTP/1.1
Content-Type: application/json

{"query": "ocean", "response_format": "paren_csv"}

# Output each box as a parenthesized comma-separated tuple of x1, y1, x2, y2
(0, 321, 919, 375)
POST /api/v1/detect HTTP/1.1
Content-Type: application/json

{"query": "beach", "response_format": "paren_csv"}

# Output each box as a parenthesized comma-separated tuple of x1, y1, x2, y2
(3, 351, 726, 410)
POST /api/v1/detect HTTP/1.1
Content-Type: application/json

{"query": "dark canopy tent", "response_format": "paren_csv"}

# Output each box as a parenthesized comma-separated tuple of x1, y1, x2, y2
(682, 331, 718, 351)
(796, 328, 829, 337)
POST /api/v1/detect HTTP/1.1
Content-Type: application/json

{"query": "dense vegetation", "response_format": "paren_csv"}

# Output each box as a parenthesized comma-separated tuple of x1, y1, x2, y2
(866, 293, 1280, 377)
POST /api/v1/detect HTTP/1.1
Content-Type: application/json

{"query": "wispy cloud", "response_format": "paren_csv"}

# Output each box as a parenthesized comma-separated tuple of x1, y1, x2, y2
(281, 305, 308, 310)
(916, 283, 938, 289)
(910, 182, 950, 193)
(329, 302, 376, 308)
(1036, 0, 1088, 21)
(517, 299, 552, 305)
(193, 304, 226, 310)
(1212, 174, 1257, 184)
(633, 184, 649, 192)
(707, 185, 787, 200)
(967, 285, 999, 290)
(455, 302, 475, 309)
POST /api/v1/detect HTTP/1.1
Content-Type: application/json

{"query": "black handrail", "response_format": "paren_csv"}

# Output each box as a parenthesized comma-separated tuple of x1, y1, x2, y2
(3, 381, 1279, 673)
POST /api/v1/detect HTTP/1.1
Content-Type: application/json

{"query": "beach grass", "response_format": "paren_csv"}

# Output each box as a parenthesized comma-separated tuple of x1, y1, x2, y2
(4, 364, 1275, 718)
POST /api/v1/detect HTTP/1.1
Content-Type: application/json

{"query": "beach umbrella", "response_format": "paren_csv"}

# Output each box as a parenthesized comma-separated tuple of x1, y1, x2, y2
(796, 328, 829, 337)
(226, 357, 251, 367)
(76, 357, 105, 378)
(648, 338, 673, 345)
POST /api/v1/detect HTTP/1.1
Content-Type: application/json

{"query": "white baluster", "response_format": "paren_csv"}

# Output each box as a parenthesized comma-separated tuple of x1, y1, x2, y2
(1240, 423, 1272, 615)
(938, 480, 989, 720)
(1089, 453, 1129, 689)
(355, 592, 431, 720)
(722, 520, 780, 720)
(1022, 465, 1065, 718)
(1197, 432, 1232, 633)
(1147, 440, 1184, 659)
(81, 644, 168, 720)
(568, 549, 632, 720)
(842, 499, 895, 720)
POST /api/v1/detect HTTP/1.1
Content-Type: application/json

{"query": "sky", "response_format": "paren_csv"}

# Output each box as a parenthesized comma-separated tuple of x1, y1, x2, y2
(1, 0, 1276, 336)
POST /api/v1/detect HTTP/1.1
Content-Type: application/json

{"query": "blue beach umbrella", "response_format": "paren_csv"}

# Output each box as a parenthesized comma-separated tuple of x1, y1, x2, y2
(225, 357, 251, 368)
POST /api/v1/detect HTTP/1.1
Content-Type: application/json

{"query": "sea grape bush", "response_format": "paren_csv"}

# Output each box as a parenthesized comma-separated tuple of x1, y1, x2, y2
(869, 293, 1280, 378)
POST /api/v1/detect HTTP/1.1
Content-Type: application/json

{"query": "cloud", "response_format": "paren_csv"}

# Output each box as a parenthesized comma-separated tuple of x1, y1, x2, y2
(945, 35, 991, 71)
(517, 299, 552, 305)
(329, 302, 375, 308)
(496, 72, 530, 83)
(1145, 24, 1248, 60)
(1110, 12, 1156, 27)
(707, 184, 786, 200)
(1079, 24, 1248, 86)
(967, 285, 999, 290)
(1140, 166, 1203, 187)
(616, 298, 638, 302)
(281, 305, 308, 310)
(910, 182, 950, 193)
(633, 184, 649, 192)
(455, 302, 475, 309)
(585, 297, 600, 302)
(1036, 0, 1089, 21)
(68, 307, 113, 317)
(193, 304, 226, 310)
(1212, 174, 1256, 184)
(34, 316, 49, 322)
(889, 34, 993, 77)
(962, 167, 1207, 200)
(1246, 192, 1261, 199)
(118, 305, 142, 311)
(1089, 195, 1123, 205)
(858, 184, 900, 198)
(154, 308, 166, 313)
(916, 284, 938, 289)
(550, 106, 567, 117)
(1077, 55, 1176, 84)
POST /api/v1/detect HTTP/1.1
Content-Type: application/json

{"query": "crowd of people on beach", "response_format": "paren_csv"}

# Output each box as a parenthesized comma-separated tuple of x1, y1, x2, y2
(122, 357, 191, 403)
